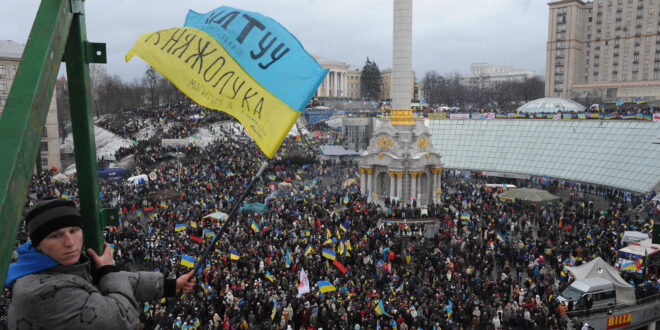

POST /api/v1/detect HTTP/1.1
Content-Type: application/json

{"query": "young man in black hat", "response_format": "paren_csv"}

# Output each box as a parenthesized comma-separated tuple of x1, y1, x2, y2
(5, 198, 195, 329)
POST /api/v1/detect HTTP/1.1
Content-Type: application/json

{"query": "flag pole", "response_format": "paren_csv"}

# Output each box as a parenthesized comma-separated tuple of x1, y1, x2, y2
(159, 160, 269, 327)
(191, 160, 270, 275)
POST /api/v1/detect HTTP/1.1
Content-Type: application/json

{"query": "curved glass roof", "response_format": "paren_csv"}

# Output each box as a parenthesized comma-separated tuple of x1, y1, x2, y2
(429, 119, 660, 193)
(517, 97, 586, 113)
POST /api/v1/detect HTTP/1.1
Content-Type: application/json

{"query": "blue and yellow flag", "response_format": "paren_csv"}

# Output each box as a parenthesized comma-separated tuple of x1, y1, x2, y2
(265, 271, 274, 282)
(203, 229, 215, 237)
(175, 224, 186, 232)
(317, 280, 336, 293)
(230, 249, 240, 260)
(251, 221, 260, 232)
(304, 243, 313, 256)
(460, 213, 470, 220)
(126, 6, 328, 158)
(181, 254, 195, 268)
(271, 298, 278, 320)
(322, 248, 336, 260)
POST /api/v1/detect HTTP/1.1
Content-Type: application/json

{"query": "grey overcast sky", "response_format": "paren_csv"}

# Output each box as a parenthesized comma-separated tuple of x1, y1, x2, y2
(2, 0, 549, 82)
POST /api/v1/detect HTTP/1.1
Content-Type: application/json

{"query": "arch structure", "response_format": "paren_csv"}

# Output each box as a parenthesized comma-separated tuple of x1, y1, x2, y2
(358, 110, 444, 206)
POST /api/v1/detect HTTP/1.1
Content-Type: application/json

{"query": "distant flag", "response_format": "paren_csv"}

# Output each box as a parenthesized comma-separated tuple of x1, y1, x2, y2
(131, 138, 138, 146)
(304, 244, 313, 256)
(396, 282, 404, 293)
(203, 229, 215, 238)
(332, 259, 348, 275)
(125, 6, 328, 158)
(268, 174, 276, 181)
(541, 175, 550, 186)
(502, 184, 510, 193)
(108, 244, 115, 253)
(374, 300, 387, 315)
(496, 232, 506, 243)
(271, 298, 277, 320)
(317, 280, 336, 293)
(230, 250, 240, 260)
(444, 301, 453, 318)
(265, 271, 274, 282)
(201, 282, 212, 295)
(635, 97, 646, 104)
(323, 238, 333, 246)
(190, 235, 204, 243)
(616, 100, 625, 107)
(339, 223, 347, 233)
(326, 228, 332, 239)
(322, 248, 337, 260)
(345, 239, 352, 251)
(338, 240, 345, 256)
(175, 224, 186, 232)
(285, 249, 292, 268)
(181, 254, 195, 268)
(295, 175, 302, 181)
(460, 213, 470, 220)
(251, 221, 260, 232)
(367, 255, 373, 265)
(298, 268, 310, 297)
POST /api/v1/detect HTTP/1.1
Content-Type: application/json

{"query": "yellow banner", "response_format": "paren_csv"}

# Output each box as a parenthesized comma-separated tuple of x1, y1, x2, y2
(126, 27, 300, 158)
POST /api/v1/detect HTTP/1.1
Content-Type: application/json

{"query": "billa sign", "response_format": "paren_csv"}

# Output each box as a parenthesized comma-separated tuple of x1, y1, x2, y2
(607, 313, 631, 329)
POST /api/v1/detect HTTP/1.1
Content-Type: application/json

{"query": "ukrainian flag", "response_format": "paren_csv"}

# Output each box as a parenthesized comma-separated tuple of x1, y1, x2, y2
(374, 300, 387, 315)
(317, 280, 336, 293)
(265, 271, 274, 282)
(502, 184, 509, 193)
(268, 175, 276, 181)
(460, 213, 470, 220)
(272, 298, 278, 320)
(339, 223, 347, 232)
(160, 201, 168, 208)
(322, 248, 336, 260)
(126, 6, 327, 158)
(181, 254, 195, 268)
(251, 221, 260, 232)
(285, 249, 291, 268)
(175, 224, 186, 232)
(230, 250, 240, 260)
(203, 229, 215, 237)
(496, 232, 506, 243)
(304, 244, 313, 256)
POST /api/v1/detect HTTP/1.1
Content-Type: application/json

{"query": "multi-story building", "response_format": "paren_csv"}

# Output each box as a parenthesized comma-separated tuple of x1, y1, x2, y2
(461, 62, 537, 86)
(0, 40, 61, 172)
(547, 0, 660, 104)
(314, 56, 417, 101)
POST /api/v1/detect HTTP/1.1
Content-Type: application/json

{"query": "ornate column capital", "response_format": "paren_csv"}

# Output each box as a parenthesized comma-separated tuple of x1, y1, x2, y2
(365, 168, 375, 175)
(430, 168, 444, 174)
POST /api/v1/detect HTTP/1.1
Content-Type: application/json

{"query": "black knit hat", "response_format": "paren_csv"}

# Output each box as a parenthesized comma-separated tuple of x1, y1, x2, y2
(25, 198, 83, 247)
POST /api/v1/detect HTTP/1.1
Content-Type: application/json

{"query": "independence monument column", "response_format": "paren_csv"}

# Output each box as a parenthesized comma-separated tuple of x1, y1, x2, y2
(392, 0, 412, 110)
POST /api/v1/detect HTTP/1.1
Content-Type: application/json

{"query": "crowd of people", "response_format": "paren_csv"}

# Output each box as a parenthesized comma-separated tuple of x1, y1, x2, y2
(2, 105, 660, 329)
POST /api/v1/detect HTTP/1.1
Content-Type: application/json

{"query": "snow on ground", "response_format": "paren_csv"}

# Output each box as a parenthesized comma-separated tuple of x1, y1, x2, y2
(61, 125, 133, 173)
(60, 117, 310, 175)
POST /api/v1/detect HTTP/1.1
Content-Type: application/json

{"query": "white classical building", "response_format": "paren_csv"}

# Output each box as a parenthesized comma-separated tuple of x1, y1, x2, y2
(314, 57, 350, 98)
(461, 62, 536, 86)
(358, 110, 444, 206)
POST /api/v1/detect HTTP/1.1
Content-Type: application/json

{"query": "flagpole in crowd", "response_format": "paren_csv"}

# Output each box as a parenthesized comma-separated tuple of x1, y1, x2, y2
(191, 160, 270, 276)
(159, 160, 270, 327)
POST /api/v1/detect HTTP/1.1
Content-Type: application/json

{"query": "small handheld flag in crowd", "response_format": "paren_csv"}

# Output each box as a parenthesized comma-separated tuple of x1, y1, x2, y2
(317, 280, 336, 293)
(230, 250, 240, 260)
(181, 254, 195, 268)
(265, 271, 274, 282)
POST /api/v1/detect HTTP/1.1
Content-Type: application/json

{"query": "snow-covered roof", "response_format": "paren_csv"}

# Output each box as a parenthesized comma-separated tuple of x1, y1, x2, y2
(516, 97, 586, 113)
(0, 40, 24, 59)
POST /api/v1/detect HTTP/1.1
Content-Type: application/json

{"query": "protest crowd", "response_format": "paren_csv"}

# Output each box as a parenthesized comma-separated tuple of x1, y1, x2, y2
(1, 104, 659, 330)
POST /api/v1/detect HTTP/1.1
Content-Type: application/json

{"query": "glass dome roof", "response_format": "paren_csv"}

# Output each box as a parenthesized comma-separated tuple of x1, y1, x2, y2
(516, 97, 586, 113)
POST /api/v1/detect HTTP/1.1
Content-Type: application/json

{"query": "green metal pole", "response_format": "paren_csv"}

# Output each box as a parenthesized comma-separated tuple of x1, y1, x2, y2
(65, 7, 104, 255)
(0, 0, 73, 287)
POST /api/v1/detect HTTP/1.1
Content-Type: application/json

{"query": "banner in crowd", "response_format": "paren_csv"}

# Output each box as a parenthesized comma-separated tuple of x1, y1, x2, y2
(654, 114, 660, 122)
(126, 6, 328, 158)
(484, 113, 495, 120)
(450, 113, 470, 120)
(162, 139, 188, 147)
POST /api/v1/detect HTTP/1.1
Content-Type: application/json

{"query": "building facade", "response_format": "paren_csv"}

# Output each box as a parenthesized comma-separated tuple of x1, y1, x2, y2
(0, 40, 61, 172)
(461, 62, 536, 86)
(547, 0, 660, 104)
(314, 57, 417, 101)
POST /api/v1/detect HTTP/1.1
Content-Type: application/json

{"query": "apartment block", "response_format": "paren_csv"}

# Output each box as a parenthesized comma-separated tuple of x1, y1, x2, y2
(547, 0, 660, 104)
(0, 40, 61, 172)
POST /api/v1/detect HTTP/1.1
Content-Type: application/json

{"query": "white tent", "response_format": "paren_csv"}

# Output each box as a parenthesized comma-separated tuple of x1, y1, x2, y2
(52, 173, 69, 183)
(565, 257, 636, 306)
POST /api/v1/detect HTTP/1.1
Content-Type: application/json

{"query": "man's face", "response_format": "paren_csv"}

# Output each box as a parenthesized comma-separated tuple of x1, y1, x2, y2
(37, 226, 83, 265)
